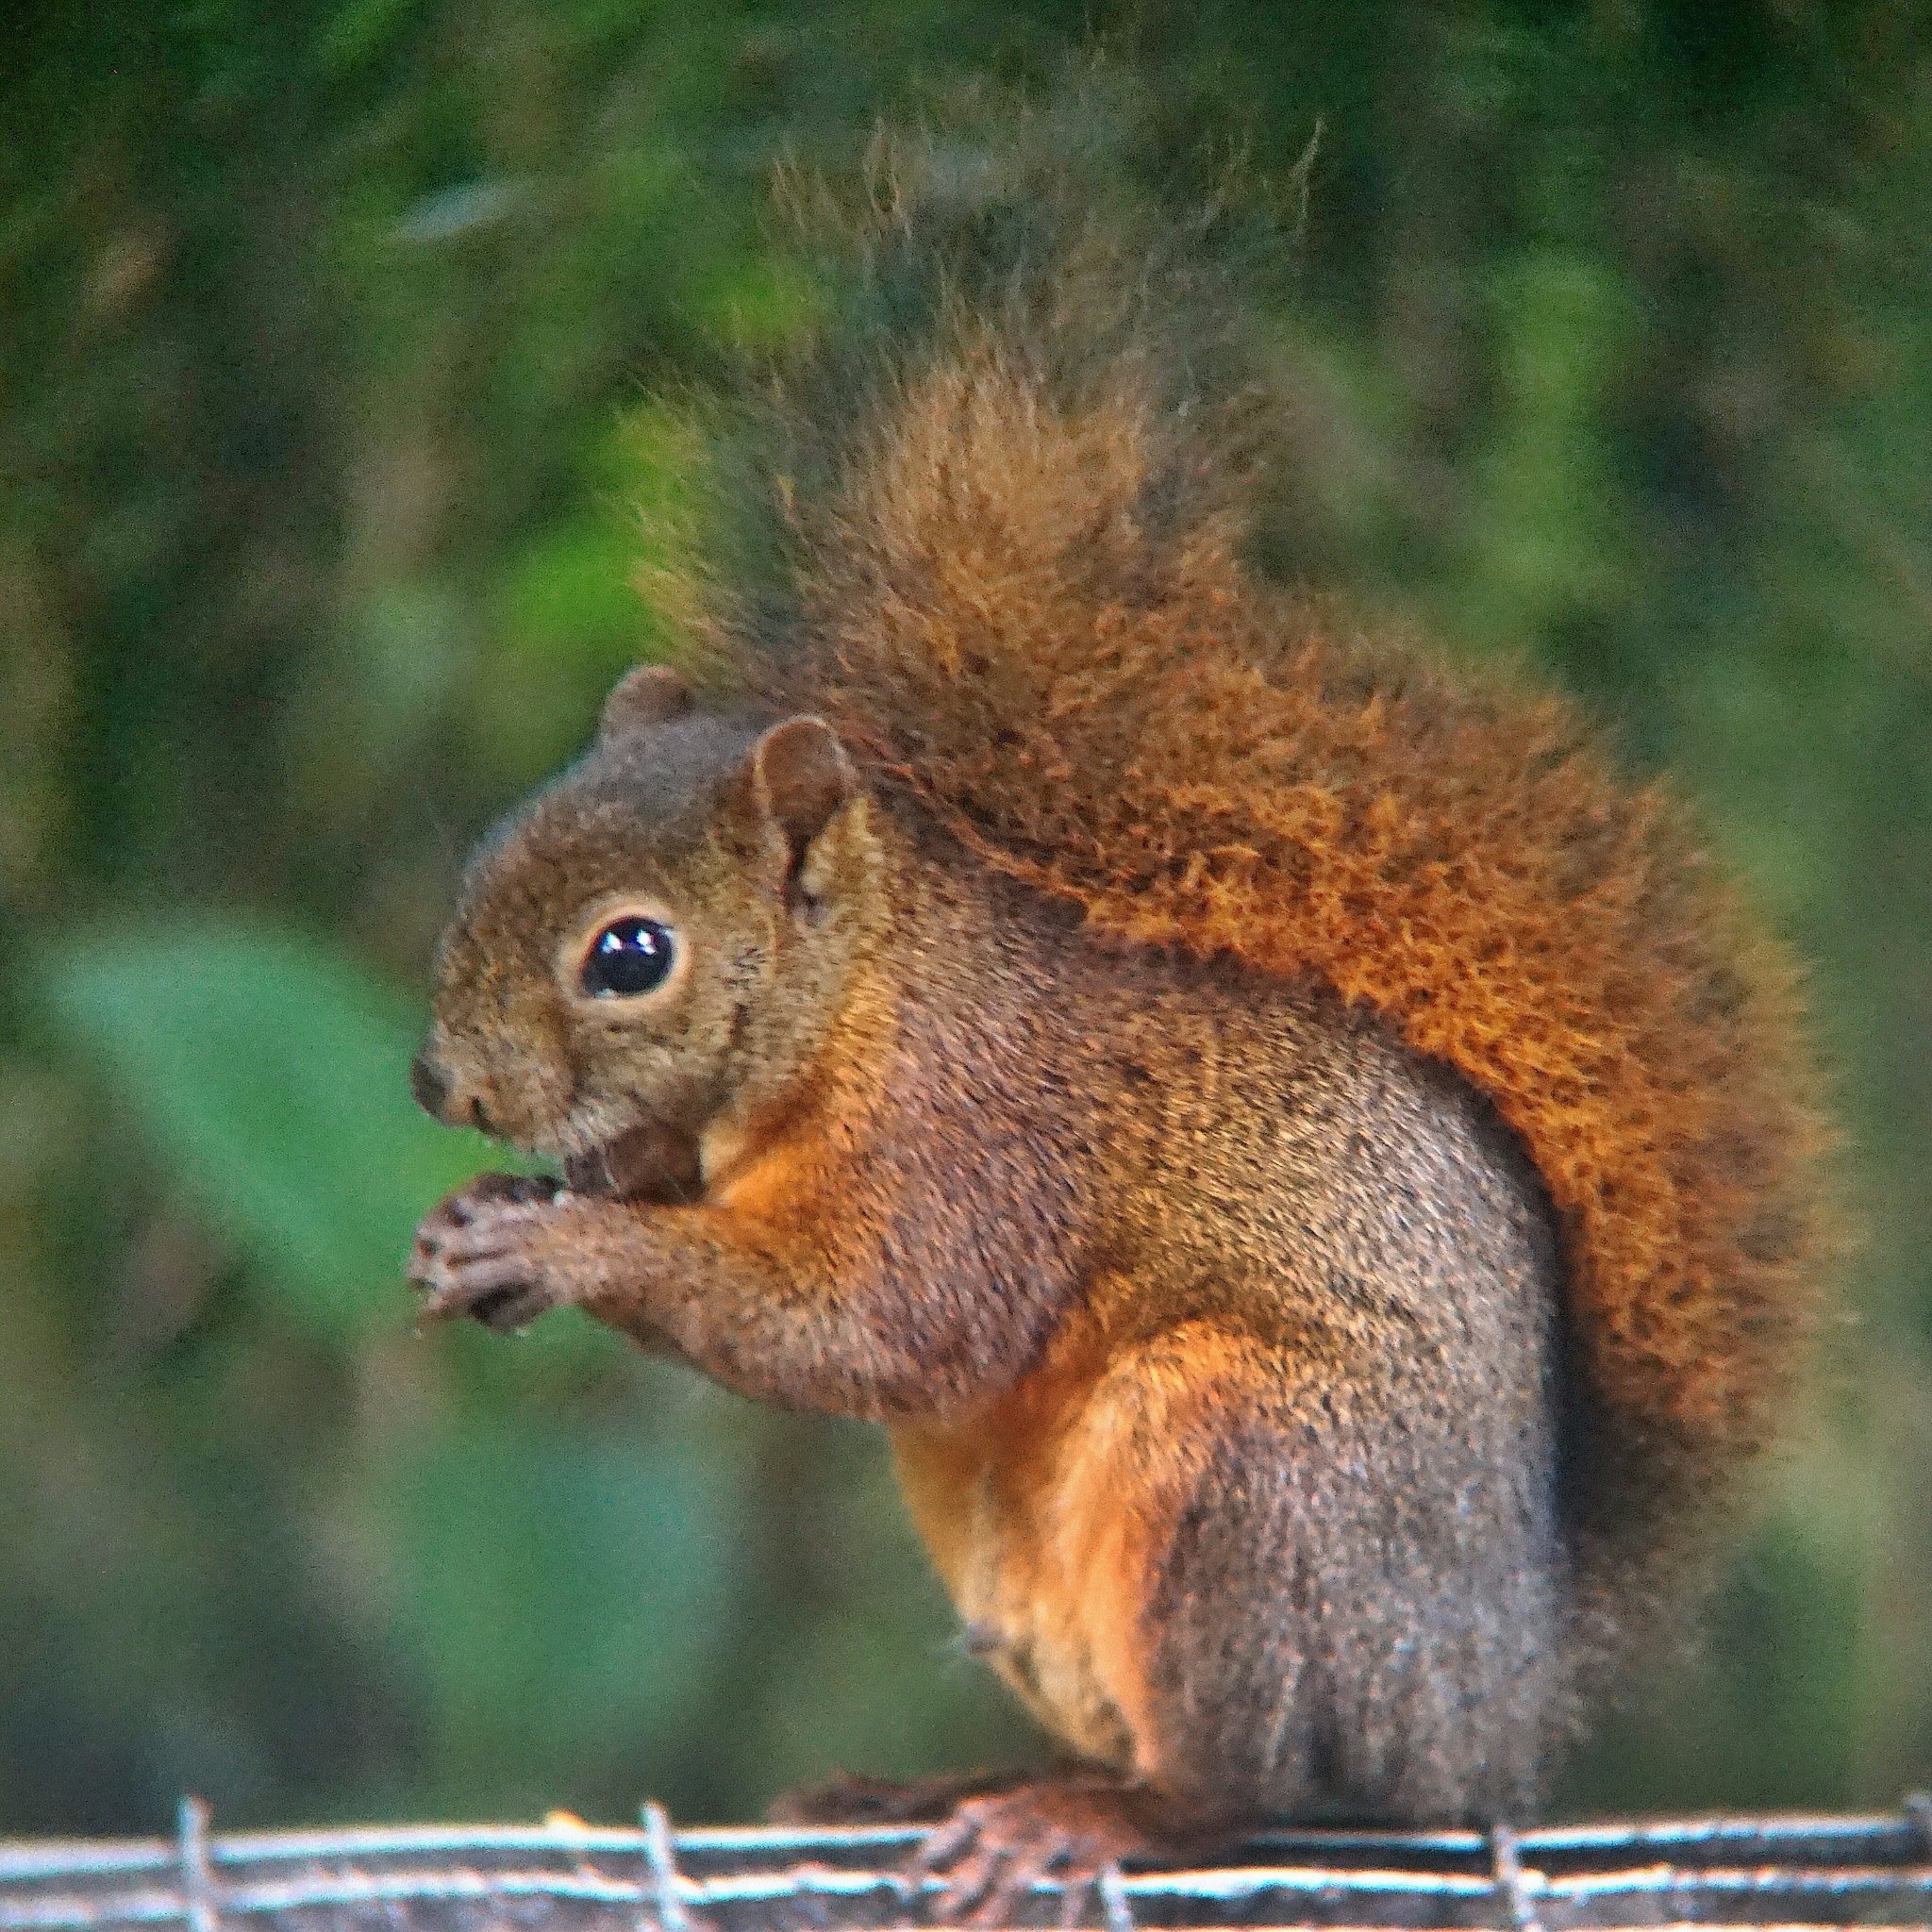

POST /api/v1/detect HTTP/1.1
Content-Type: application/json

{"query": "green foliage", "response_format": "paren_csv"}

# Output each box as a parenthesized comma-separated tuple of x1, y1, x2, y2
(2, 0, 1929, 1840)
(1457, 254, 1638, 650)
(481, 402, 715, 774)
(38, 922, 494, 1339)
(390, 1406, 746, 1806)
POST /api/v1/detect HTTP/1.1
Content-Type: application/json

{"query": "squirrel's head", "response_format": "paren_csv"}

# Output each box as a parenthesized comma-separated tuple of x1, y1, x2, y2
(412, 665, 889, 1192)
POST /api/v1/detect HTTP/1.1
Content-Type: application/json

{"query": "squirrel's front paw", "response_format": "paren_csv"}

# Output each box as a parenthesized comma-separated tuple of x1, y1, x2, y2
(409, 1172, 573, 1331)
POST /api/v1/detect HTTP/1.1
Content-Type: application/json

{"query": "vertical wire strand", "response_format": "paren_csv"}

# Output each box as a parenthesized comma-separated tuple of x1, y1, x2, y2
(641, 1802, 694, 1932)
(175, 1798, 219, 1932)
(1906, 1791, 1932, 1858)
(1096, 1859, 1135, 1932)
(1489, 1824, 1545, 1932)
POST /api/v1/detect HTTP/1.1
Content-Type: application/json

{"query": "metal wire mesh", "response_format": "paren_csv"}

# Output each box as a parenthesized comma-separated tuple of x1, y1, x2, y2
(3, 1798, 1929, 1932)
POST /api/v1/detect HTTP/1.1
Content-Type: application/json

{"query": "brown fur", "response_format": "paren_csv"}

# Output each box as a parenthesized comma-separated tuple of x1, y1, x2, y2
(696, 333, 1824, 1579)
(408, 131, 1828, 1852)
(415, 777, 1567, 1821)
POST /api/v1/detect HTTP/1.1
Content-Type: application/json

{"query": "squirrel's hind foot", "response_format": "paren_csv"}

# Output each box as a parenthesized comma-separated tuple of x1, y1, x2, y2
(913, 1775, 1208, 1928)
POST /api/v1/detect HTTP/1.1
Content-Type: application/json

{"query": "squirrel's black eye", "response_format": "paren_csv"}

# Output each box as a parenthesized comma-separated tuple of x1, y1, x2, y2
(580, 917, 676, 999)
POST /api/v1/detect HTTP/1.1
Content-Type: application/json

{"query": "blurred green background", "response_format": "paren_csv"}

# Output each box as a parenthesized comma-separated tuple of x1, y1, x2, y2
(3, 0, 1929, 1838)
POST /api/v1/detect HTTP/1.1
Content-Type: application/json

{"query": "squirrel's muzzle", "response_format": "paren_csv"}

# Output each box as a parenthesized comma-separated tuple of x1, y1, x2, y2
(409, 1049, 452, 1120)
(410, 1048, 499, 1136)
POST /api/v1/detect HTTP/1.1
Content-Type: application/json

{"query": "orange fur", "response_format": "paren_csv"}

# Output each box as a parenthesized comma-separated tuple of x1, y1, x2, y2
(705, 342, 1825, 1538)
(1044, 1322, 1274, 1784)
(708, 1137, 823, 1221)
(894, 1306, 1309, 1782)
(888, 1424, 986, 1602)
(892, 1307, 1139, 1761)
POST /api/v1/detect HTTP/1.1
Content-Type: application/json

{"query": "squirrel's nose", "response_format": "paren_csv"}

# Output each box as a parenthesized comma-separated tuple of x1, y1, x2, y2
(410, 1049, 453, 1120)
(411, 1049, 489, 1131)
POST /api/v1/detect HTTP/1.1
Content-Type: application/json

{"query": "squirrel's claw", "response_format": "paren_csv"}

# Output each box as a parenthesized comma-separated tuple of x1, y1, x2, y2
(916, 1780, 1153, 1926)
(409, 1172, 569, 1329)
(428, 1171, 564, 1221)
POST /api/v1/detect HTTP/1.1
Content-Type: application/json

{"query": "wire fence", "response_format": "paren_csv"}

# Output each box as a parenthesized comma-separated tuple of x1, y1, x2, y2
(3, 1798, 1929, 1932)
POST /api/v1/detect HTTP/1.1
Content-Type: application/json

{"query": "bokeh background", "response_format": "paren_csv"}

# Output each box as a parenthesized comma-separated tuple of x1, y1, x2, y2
(3, 0, 1929, 1840)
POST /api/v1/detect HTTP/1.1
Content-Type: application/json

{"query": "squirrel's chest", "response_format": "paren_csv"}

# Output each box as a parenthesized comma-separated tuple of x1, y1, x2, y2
(885, 1307, 1151, 1771)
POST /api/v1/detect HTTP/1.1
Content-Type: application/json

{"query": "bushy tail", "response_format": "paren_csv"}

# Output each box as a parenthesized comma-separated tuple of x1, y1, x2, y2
(675, 99, 1829, 1614)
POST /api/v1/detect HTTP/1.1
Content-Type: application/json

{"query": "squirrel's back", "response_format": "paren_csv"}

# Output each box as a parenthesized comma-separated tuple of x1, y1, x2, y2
(668, 112, 1827, 1621)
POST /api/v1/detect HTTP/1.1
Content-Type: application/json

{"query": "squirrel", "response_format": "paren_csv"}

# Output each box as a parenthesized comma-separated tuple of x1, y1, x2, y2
(407, 122, 1825, 1911)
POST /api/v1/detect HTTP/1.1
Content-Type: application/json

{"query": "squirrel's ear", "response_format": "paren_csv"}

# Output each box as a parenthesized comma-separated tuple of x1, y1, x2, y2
(599, 664, 692, 741)
(745, 717, 858, 859)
